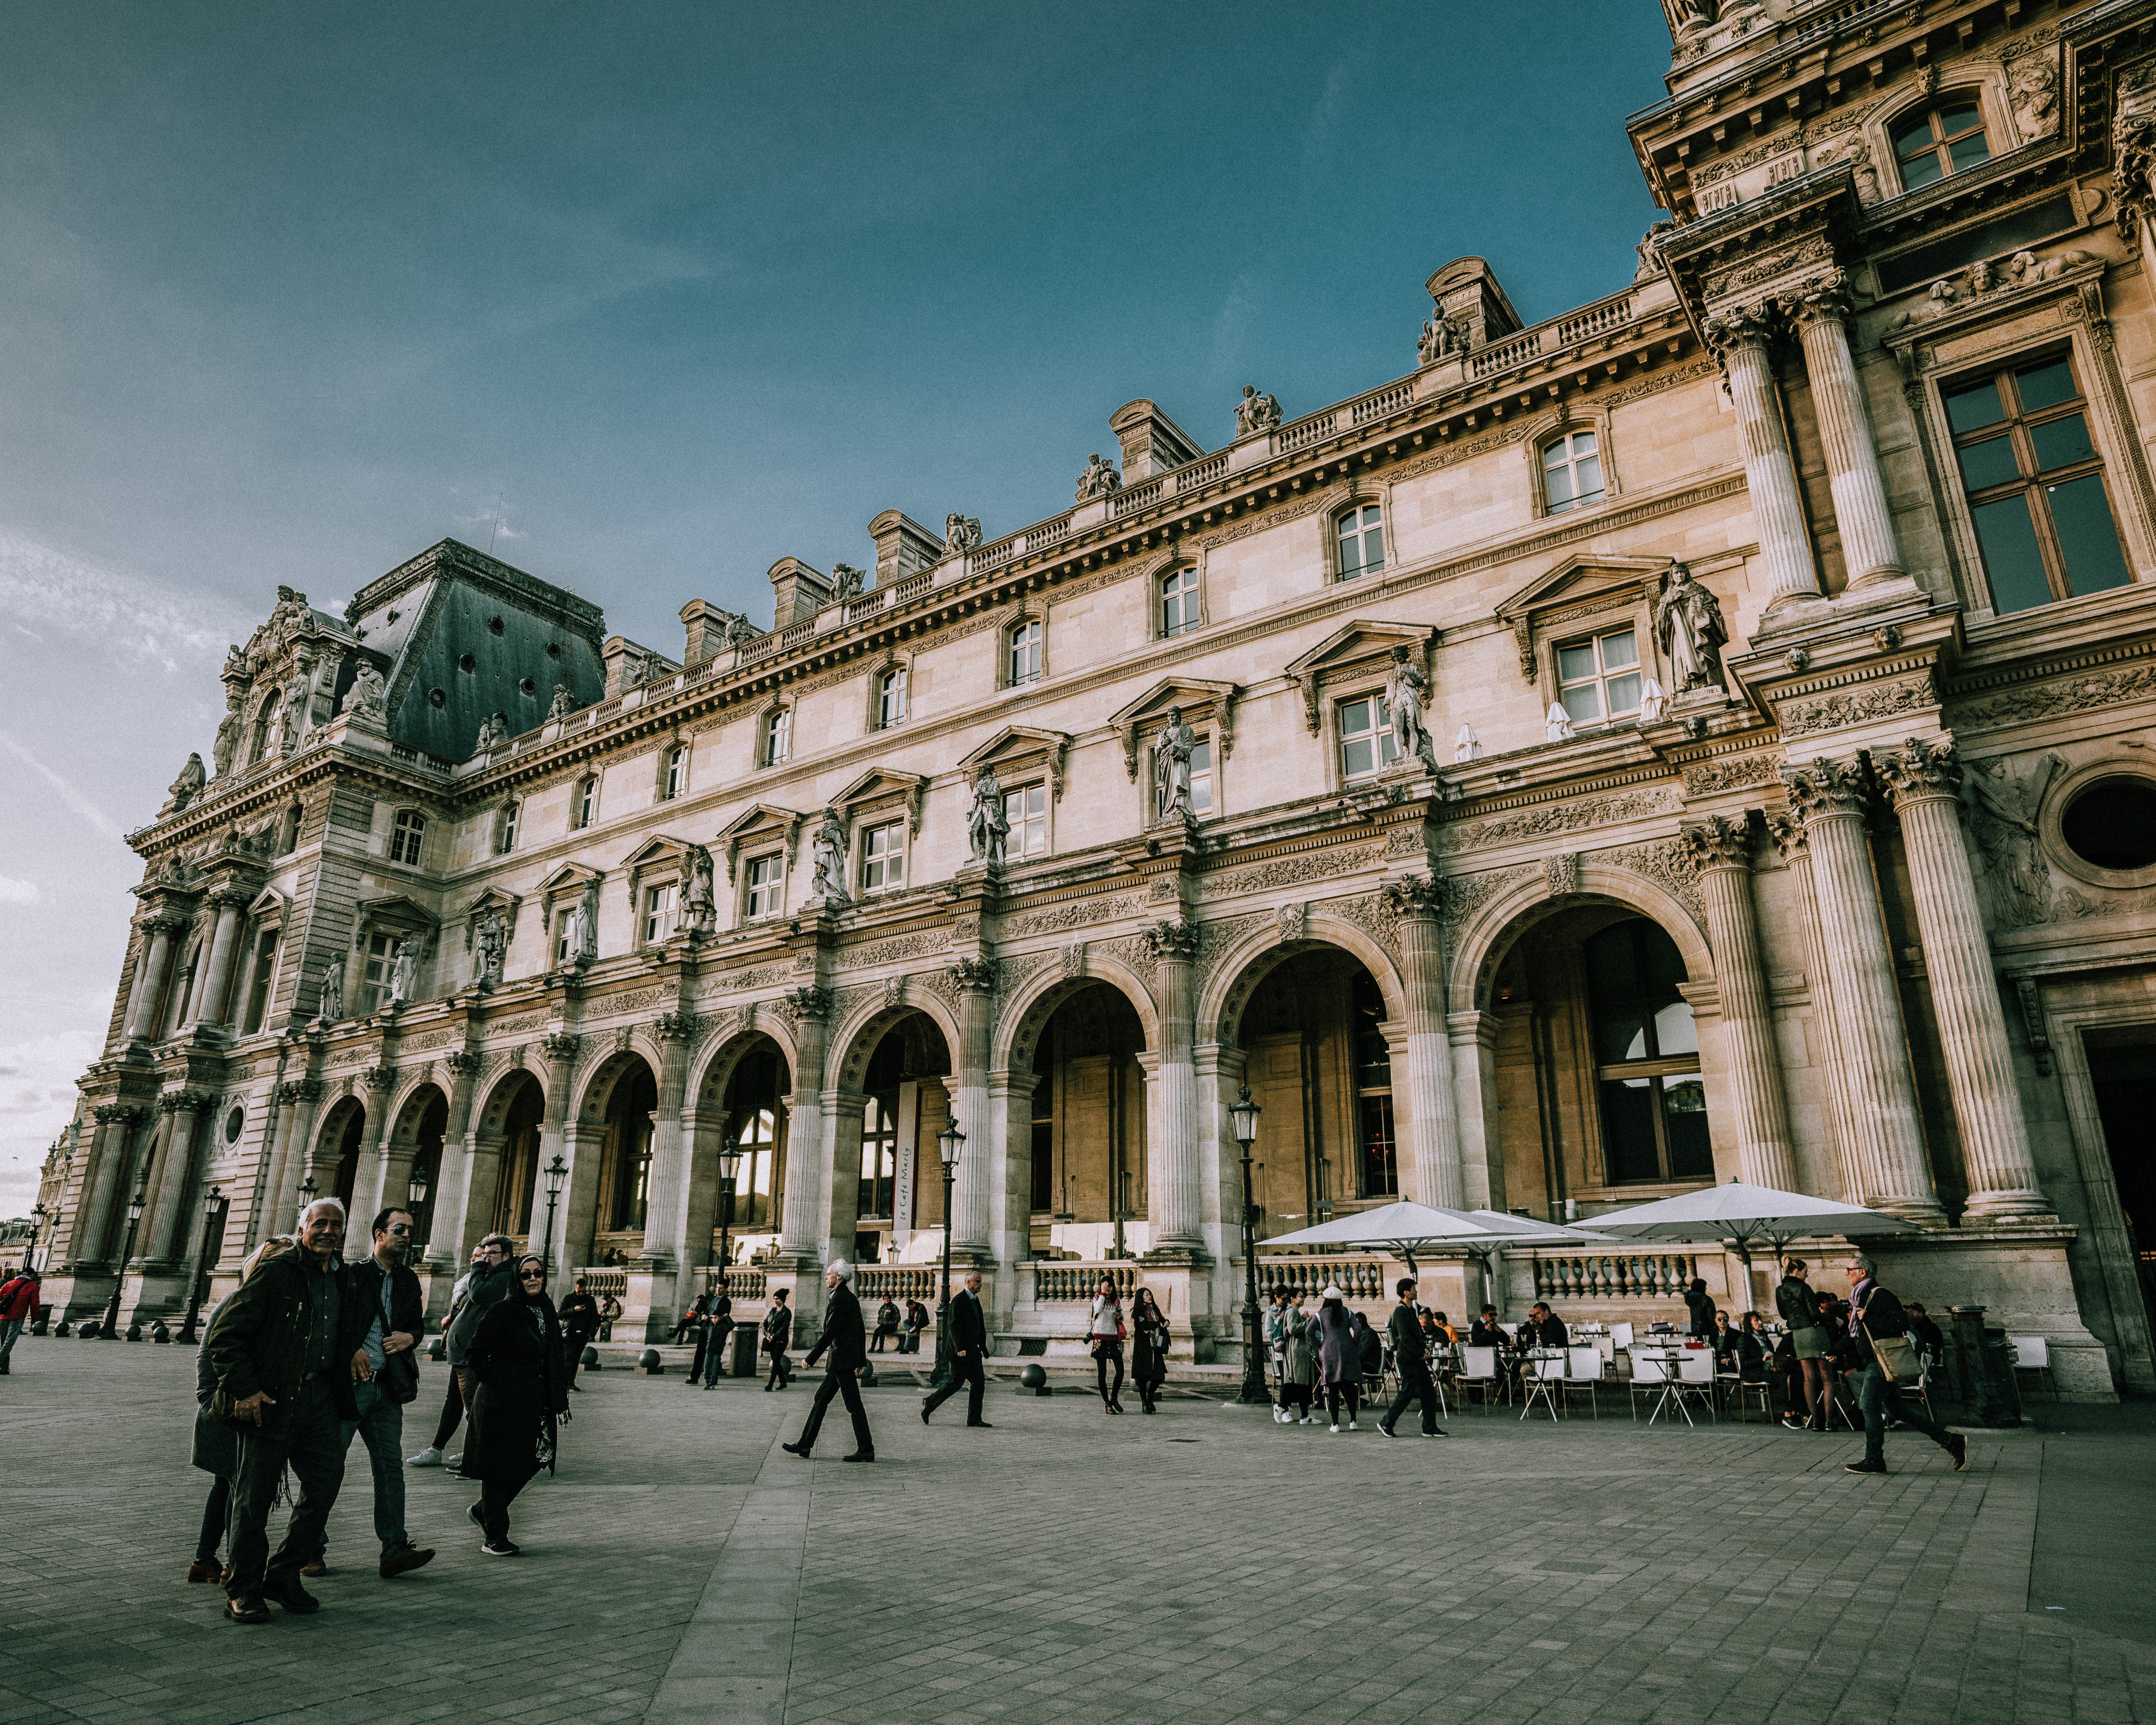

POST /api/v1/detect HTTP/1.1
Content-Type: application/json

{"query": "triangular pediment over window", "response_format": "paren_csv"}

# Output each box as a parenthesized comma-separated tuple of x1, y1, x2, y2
(1283, 621, 1436, 734)
(621, 833, 700, 896)
(244, 884, 290, 921)
(1495, 554, 1670, 685)
(716, 802, 805, 880)
(533, 861, 603, 899)
(1109, 677, 1240, 779)
(960, 726, 1072, 800)
(831, 767, 927, 833)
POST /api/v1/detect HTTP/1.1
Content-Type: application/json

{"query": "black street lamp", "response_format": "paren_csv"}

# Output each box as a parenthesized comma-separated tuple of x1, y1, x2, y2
(176, 1185, 223, 1345)
(716, 1143, 744, 1295)
(929, 1119, 964, 1390)
(296, 1172, 319, 1231)
(24, 1202, 48, 1272)
(540, 1153, 568, 1282)
(407, 1166, 431, 1257)
(1229, 1084, 1267, 1405)
(99, 1189, 147, 1341)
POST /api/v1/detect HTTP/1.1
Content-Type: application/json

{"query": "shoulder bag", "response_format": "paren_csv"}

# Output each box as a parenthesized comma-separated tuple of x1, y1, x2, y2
(1860, 1319, 1920, 1383)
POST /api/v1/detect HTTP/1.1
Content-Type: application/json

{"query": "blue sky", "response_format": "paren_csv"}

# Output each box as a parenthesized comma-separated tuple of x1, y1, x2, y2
(0, 1, 1672, 1209)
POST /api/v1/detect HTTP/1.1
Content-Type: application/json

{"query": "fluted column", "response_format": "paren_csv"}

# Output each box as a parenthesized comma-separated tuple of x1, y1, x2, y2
(775, 991, 829, 1264)
(1703, 301, 1820, 607)
(1786, 273, 1904, 587)
(144, 1091, 207, 1264)
(1784, 758, 1942, 1219)
(951, 960, 996, 1260)
(1767, 814, 1863, 1202)
(639, 1014, 696, 1269)
(187, 894, 246, 1030)
(1682, 816, 1796, 1189)
(349, 1066, 400, 1222)
(1144, 920, 1206, 1255)
(1878, 738, 2051, 1217)
(425, 1052, 482, 1264)
(281, 1081, 328, 1230)
(76, 1104, 143, 1266)
(124, 919, 179, 1042)
(255, 1083, 303, 1247)
(987, 1069, 1039, 1302)
(1381, 876, 1466, 1208)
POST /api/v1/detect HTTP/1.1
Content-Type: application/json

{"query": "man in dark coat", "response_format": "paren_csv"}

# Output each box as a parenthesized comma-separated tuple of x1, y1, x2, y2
(1377, 1277, 1446, 1438)
(1842, 1256, 1966, 1475)
(1468, 1305, 1509, 1350)
(783, 1262, 874, 1462)
(872, 1297, 901, 1353)
(343, 1206, 433, 1578)
(203, 1197, 370, 1622)
(920, 1270, 991, 1428)
(558, 1276, 602, 1391)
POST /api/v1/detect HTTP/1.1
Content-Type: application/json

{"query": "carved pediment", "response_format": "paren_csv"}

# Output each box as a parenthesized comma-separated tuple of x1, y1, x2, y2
(461, 885, 523, 948)
(621, 833, 693, 889)
(960, 726, 1072, 800)
(243, 884, 290, 921)
(716, 802, 805, 882)
(533, 861, 604, 919)
(831, 767, 927, 833)
(1283, 620, 1437, 734)
(352, 893, 439, 955)
(1109, 677, 1240, 780)
(1495, 554, 1671, 685)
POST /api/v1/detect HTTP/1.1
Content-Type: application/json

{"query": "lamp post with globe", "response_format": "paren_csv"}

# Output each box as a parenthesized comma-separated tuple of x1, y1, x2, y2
(929, 1119, 964, 1390)
(99, 1189, 147, 1341)
(539, 1154, 567, 1284)
(1229, 1085, 1268, 1405)
(175, 1184, 224, 1345)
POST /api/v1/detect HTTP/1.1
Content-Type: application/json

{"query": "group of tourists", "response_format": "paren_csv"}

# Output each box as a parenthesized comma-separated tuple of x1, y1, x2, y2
(1081, 1275, 1171, 1414)
(1268, 1279, 1450, 1437)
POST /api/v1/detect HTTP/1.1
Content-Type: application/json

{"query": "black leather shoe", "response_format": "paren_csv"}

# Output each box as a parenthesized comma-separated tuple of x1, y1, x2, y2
(1844, 1459, 1888, 1474)
(225, 1595, 270, 1624)
(379, 1543, 435, 1579)
(1948, 1435, 1969, 1472)
(920, 1399, 932, 1425)
(967, 1420, 994, 1429)
(841, 1451, 875, 1463)
(262, 1579, 320, 1614)
(781, 1441, 809, 1457)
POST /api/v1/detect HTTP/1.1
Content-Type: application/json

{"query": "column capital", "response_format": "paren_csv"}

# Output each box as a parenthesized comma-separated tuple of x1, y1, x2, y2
(949, 957, 998, 994)
(1682, 813, 1753, 872)
(1765, 809, 1807, 864)
(444, 1049, 484, 1076)
(1876, 735, 1962, 809)
(158, 1087, 211, 1116)
(653, 1010, 695, 1043)
(1143, 918, 1201, 962)
(1780, 268, 1854, 329)
(273, 1080, 306, 1107)
(93, 1101, 145, 1126)
(1782, 756, 1871, 824)
(294, 1077, 326, 1103)
(1379, 872, 1446, 919)
(782, 985, 833, 1022)
(359, 1064, 397, 1091)
(539, 1031, 582, 1064)
(1700, 298, 1780, 362)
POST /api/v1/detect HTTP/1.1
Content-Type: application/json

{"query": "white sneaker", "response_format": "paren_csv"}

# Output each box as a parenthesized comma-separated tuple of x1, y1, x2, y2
(1302, 1415, 1317, 1425)
(1328, 1423, 1340, 1433)
(445, 1452, 463, 1469)
(1348, 1420, 1359, 1431)
(406, 1447, 442, 1467)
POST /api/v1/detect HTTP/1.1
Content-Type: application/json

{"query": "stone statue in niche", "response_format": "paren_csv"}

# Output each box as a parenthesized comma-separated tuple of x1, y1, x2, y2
(1654, 562, 1727, 693)
(280, 662, 313, 753)
(317, 951, 345, 1022)
(684, 843, 716, 932)
(830, 563, 866, 600)
(967, 762, 1009, 866)
(1074, 453, 1122, 501)
(1546, 703, 1576, 744)
(212, 691, 244, 778)
(1837, 137, 1880, 204)
(162, 752, 205, 815)
(346, 661, 389, 725)
(472, 906, 507, 986)
(389, 940, 418, 1005)
(1384, 646, 1439, 773)
(547, 684, 578, 721)
(944, 514, 983, 555)
(1234, 385, 1281, 436)
(1969, 755, 2061, 925)
(1152, 707, 1198, 824)
(563, 881, 600, 965)
(809, 808, 850, 902)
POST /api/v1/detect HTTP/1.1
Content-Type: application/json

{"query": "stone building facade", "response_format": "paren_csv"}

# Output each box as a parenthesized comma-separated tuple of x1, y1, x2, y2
(39, 0, 2156, 1396)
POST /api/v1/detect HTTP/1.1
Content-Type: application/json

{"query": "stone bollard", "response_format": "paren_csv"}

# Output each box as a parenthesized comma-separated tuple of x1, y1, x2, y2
(151, 1320, 171, 1344)
(636, 1347, 665, 1376)
(51, 1319, 68, 1338)
(582, 1345, 600, 1369)
(1019, 1363, 1051, 1397)
(125, 1322, 143, 1342)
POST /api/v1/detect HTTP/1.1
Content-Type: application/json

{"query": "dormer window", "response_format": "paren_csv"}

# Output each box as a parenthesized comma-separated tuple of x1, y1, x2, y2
(1336, 503, 1384, 580)
(1892, 100, 1989, 192)
(1542, 431, 1605, 515)
(877, 667, 908, 729)
(764, 708, 792, 767)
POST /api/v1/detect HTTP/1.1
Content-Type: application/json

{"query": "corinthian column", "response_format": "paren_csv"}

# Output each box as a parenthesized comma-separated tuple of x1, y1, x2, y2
(427, 1051, 483, 1266)
(76, 1104, 143, 1267)
(187, 894, 246, 1030)
(775, 990, 830, 1265)
(639, 1014, 695, 1270)
(1785, 272, 1904, 587)
(1682, 816, 1796, 1190)
(1783, 759, 1942, 1220)
(1143, 920, 1205, 1256)
(125, 919, 180, 1042)
(1878, 738, 2051, 1217)
(145, 1091, 207, 1264)
(1703, 301, 1820, 608)
(1767, 813, 1862, 1202)
(1380, 876, 1465, 1208)
(951, 959, 997, 1261)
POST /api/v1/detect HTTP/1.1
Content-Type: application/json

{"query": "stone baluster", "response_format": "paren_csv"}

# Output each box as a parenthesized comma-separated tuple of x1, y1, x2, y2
(951, 959, 997, 1261)
(124, 918, 181, 1042)
(775, 992, 830, 1265)
(1703, 300, 1820, 607)
(187, 893, 247, 1030)
(1783, 758, 1943, 1220)
(1381, 876, 1466, 1209)
(1143, 920, 1205, 1256)
(1784, 272, 1904, 588)
(1878, 738, 2052, 1217)
(1682, 816, 1796, 1189)
(144, 1091, 207, 1265)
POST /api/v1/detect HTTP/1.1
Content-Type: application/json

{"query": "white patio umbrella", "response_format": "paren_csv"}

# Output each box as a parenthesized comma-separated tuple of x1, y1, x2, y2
(1258, 1201, 1612, 1273)
(1586, 1177, 1910, 1299)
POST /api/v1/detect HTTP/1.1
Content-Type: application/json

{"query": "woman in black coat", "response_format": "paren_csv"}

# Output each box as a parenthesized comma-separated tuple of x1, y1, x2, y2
(464, 1256, 570, 1555)
(1129, 1288, 1171, 1415)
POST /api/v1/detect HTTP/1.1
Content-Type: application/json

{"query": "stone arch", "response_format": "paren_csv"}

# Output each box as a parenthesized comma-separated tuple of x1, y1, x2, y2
(688, 1016, 801, 1112)
(830, 988, 964, 1092)
(385, 1074, 446, 1142)
(1447, 859, 1711, 1016)
(475, 1063, 544, 1135)
(993, 951, 1160, 1073)
(1201, 907, 1408, 1049)
(313, 1092, 365, 1160)
(573, 1036, 666, 1126)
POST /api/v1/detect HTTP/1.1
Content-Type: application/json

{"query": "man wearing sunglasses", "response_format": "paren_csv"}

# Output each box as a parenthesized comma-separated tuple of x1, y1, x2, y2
(344, 1208, 435, 1578)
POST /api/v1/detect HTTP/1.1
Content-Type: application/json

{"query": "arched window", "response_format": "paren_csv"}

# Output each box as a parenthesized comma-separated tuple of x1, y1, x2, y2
(1542, 430, 1605, 515)
(496, 801, 520, 855)
(1160, 566, 1199, 638)
(877, 666, 908, 729)
(1892, 98, 1989, 191)
(250, 693, 278, 766)
(1351, 972, 1397, 1198)
(763, 708, 792, 767)
(661, 744, 688, 800)
(389, 810, 427, 866)
(1336, 503, 1384, 580)
(574, 776, 599, 830)
(1009, 618, 1044, 686)
(1584, 918, 1709, 1184)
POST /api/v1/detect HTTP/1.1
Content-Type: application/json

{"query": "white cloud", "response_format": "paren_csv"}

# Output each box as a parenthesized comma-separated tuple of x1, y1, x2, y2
(0, 530, 250, 672)
(0, 730, 123, 839)
(0, 875, 37, 905)
(0, 1024, 100, 1209)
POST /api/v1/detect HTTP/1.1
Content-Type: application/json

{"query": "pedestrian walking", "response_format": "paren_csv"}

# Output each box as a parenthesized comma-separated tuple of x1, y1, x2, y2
(762, 1287, 794, 1390)
(699, 1286, 735, 1390)
(1275, 1308, 1318, 1424)
(444, 1235, 517, 1475)
(1313, 1286, 1361, 1432)
(558, 1277, 601, 1391)
(1841, 1256, 1967, 1476)
(1264, 1291, 1289, 1392)
(0, 1265, 39, 1371)
(1129, 1287, 1170, 1415)
(464, 1256, 572, 1554)
(1775, 1257, 1831, 1432)
(1377, 1278, 1447, 1438)
(1088, 1276, 1126, 1414)
(342, 1207, 435, 1579)
(921, 1270, 993, 1427)
(782, 1262, 874, 1462)
(202, 1197, 368, 1623)
(409, 1242, 486, 1467)
(872, 1296, 900, 1353)
(188, 1236, 290, 1584)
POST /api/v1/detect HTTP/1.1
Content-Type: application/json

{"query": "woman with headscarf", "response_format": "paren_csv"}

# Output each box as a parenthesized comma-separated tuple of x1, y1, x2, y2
(1312, 1286, 1362, 1432)
(464, 1254, 570, 1555)
(186, 1235, 292, 1584)
(1129, 1287, 1171, 1415)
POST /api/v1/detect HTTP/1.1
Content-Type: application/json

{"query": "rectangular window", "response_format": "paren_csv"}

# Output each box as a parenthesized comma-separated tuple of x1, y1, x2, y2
(1946, 352, 2134, 614)
(764, 710, 792, 766)
(744, 853, 782, 920)
(554, 913, 573, 968)
(390, 810, 426, 866)
(860, 820, 905, 892)
(1009, 620, 1044, 685)
(1543, 430, 1605, 514)
(1338, 694, 1400, 780)
(1556, 628, 1643, 726)
(858, 1094, 898, 1220)
(496, 802, 519, 854)
(575, 778, 599, 829)
(663, 746, 687, 800)
(1189, 736, 1213, 817)
(1337, 504, 1384, 579)
(1160, 567, 1199, 637)
(878, 668, 908, 728)
(642, 883, 677, 945)
(1357, 1093, 1399, 1199)
(359, 932, 396, 1013)
(1003, 782, 1048, 858)
(242, 930, 279, 1035)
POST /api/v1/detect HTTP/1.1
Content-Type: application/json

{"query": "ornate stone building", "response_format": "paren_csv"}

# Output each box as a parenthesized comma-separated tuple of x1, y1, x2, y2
(39, 0, 2156, 1395)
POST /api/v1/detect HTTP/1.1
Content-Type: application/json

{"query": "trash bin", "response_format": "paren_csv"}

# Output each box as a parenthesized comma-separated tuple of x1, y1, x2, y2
(731, 1325, 758, 1378)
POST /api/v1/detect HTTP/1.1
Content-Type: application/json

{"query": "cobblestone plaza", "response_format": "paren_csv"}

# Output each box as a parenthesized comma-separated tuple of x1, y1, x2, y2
(4, 1342, 2152, 1725)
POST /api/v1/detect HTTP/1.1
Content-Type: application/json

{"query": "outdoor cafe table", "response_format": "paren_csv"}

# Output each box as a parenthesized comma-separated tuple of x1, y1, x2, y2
(1632, 1344, 1713, 1427)
(1518, 1348, 1566, 1422)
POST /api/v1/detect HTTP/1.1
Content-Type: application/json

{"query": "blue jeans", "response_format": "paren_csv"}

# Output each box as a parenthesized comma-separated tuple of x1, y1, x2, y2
(343, 1380, 409, 1557)
(1856, 1363, 1954, 1466)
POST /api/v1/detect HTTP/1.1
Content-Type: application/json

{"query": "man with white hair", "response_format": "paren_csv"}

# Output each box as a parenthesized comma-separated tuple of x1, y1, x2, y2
(781, 1261, 874, 1463)
(203, 1196, 369, 1623)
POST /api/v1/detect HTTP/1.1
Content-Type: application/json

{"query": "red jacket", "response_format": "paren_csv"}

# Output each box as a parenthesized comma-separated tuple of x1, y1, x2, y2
(0, 1276, 38, 1321)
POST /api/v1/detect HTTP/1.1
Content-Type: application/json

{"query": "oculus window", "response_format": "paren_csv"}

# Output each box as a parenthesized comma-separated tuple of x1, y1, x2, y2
(2061, 776, 2156, 872)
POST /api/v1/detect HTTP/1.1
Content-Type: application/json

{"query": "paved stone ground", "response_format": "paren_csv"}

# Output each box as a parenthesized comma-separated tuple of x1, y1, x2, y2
(4, 1338, 2153, 1724)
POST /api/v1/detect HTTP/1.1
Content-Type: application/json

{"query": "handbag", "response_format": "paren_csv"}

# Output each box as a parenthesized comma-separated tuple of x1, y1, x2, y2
(1861, 1320, 1920, 1383)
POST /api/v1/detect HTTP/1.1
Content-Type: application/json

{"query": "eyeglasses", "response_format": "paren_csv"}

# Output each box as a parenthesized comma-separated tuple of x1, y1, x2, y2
(385, 1224, 412, 1236)
(519, 1270, 545, 1282)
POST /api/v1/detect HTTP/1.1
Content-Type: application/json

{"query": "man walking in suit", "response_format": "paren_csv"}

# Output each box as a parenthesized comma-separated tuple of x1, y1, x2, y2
(782, 1262, 874, 1463)
(1376, 1277, 1446, 1439)
(919, 1270, 992, 1429)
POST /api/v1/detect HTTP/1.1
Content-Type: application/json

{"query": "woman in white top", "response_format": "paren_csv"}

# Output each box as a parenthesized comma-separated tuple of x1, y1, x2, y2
(1089, 1276, 1126, 1414)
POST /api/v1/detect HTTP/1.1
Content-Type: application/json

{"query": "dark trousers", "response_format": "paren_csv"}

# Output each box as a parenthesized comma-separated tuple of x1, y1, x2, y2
(923, 1350, 985, 1423)
(430, 1369, 465, 1450)
(453, 1366, 482, 1474)
(1383, 1359, 1441, 1435)
(478, 1466, 537, 1544)
(765, 1344, 792, 1389)
(797, 1366, 873, 1456)
(564, 1329, 595, 1382)
(1095, 1341, 1124, 1406)
(686, 1328, 709, 1380)
(870, 1326, 893, 1353)
(1279, 1382, 1313, 1417)
(1325, 1380, 1361, 1423)
(226, 1380, 346, 1600)
(700, 1326, 733, 1386)
(1858, 1364, 1955, 1465)
(195, 1474, 230, 1564)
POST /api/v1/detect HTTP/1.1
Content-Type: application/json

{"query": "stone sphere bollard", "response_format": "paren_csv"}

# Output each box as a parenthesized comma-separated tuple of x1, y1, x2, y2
(125, 1322, 143, 1342)
(151, 1320, 172, 1344)
(581, 1345, 600, 1368)
(636, 1347, 665, 1376)
(78, 1322, 99, 1339)
(1019, 1363, 1050, 1396)
(52, 1319, 69, 1338)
